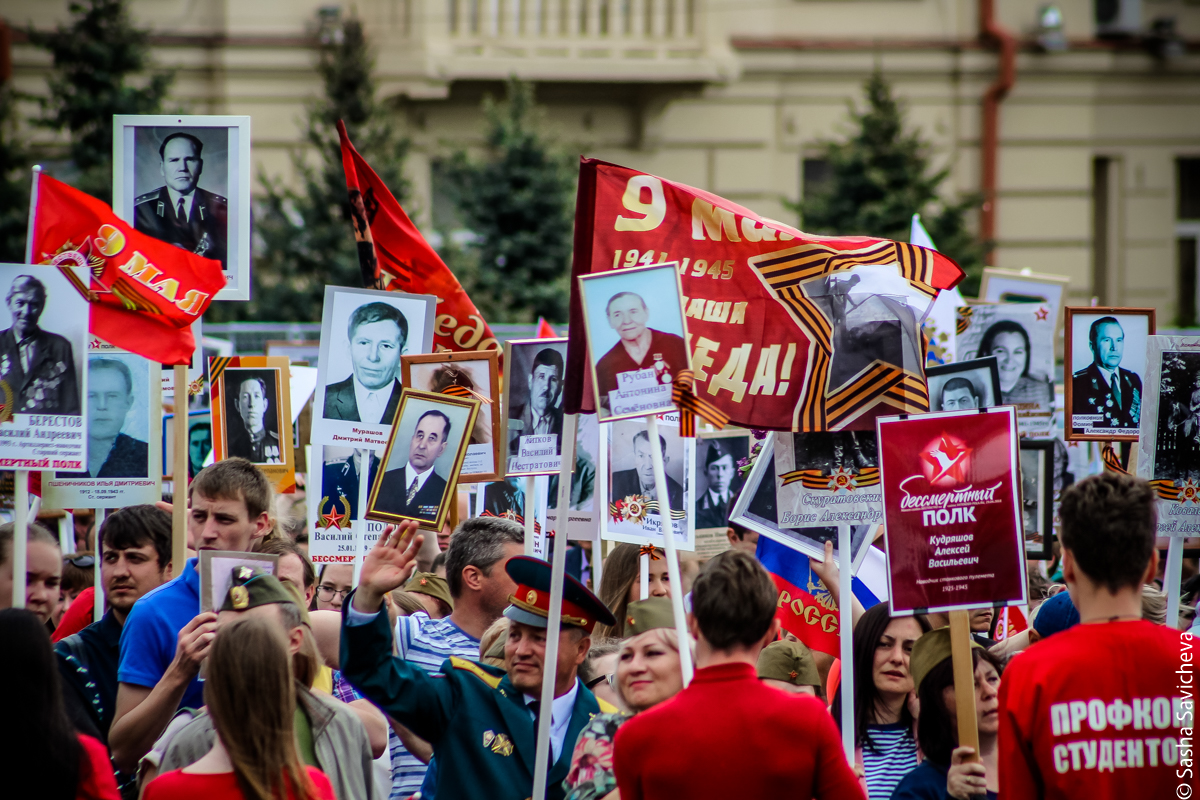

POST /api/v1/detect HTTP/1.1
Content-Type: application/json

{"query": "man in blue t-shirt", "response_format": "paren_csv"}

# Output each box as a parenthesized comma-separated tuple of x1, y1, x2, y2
(108, 458, 273, 773)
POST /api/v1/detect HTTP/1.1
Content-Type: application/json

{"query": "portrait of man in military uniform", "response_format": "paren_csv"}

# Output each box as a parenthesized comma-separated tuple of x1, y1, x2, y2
(0, 275, 81, 416)
(223, 370, 282, 464)
(695, 437, 747, 529)
(1068, 311, 1152, 437)
(134, 131, 228, 267)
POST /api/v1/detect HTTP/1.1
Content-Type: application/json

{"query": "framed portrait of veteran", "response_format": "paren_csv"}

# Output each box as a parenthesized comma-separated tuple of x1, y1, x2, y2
(693, 429, 751, 531)
(1018, 439, 1055, 559)
(925, 357, 1003, 413)
(44, 340, 162, 510)
(979, 268, 1070, 336)
(113, 115, 251, 301)
(0, 265, 89, 471)
(577, 263, 691, 423)
(366, 389, 479, 532)
(1064, 307, 1154, 441)
(210, 356, 296, 493)
(310, 286, 437, 451)
(401, 350, 501, 483)
(503, 337, 568, 476)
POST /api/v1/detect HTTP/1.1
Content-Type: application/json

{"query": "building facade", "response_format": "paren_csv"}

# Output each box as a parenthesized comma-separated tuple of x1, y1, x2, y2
(9, 0, 1200, 321)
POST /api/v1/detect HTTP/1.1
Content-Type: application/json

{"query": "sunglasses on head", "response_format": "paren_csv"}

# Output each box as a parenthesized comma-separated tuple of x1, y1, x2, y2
(65, 554, 95, 569)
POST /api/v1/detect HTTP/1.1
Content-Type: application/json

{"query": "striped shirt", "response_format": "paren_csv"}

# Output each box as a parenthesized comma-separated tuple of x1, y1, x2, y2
(388, 613, 480, 799)
(861, 721, 918, 800)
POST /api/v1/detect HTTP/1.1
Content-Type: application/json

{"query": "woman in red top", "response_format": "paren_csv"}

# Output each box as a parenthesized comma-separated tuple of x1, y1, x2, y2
(143, 615, 335, 800)
(0, 608, 119, 800)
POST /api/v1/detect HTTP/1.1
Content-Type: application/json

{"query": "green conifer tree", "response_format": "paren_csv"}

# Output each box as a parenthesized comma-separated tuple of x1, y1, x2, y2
(0, 84, 30, 263)
(443, 78, 575, 324)
(29, 0, 173, 201)
(792, 73, 986, 293)
(210, 13, 409, 322)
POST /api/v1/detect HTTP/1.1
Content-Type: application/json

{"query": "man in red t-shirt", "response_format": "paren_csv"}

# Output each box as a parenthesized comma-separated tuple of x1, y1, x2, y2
(999, 472, 1197, 799)
(612, 550, 863, 800)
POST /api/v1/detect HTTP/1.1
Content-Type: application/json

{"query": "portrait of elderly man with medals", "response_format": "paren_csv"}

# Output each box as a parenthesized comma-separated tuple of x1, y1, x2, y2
(0, 274, 81, 416)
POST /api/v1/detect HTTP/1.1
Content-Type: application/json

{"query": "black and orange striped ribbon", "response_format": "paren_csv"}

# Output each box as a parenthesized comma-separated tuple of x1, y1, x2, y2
(439, 384, 492, 404)
(778, 467, 881, 489)
(1101, 442, 1182, 501)
(479, 509, 541, 533)
(671, 369, 728, 437)
(638, 543, 661, 560)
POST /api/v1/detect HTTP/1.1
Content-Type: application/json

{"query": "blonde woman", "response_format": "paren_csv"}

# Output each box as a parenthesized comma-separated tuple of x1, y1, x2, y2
(142, 616, 335, 800)
(564, 596, 687, 800)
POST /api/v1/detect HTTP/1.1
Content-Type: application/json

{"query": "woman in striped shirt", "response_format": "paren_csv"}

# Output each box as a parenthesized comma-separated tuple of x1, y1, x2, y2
(832, 603, 930, 800)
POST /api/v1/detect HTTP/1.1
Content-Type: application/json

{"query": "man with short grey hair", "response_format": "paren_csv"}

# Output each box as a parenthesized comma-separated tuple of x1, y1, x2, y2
(0, 274, 80, 415)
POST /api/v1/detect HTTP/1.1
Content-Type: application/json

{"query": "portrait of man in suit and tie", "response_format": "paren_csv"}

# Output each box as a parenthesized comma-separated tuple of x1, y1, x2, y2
(133, 131, 228, 267)
(323, 302, 409, 425)
(1068, 310, 1152, 437)
(61, 356, 149, 479)
(0, 274, 82, 417)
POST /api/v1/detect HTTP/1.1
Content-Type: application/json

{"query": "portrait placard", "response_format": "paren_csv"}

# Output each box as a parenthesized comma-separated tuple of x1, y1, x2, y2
(729, 433, 875, 570)
(1064, 307, 1154, 441)
(693, 429, 751, 532)
(43, 340, 161, 509)
(925, 357, 1002, 413)
(772, 431, 884, 530)
(198, 550, 278, 613)
(0, 265, 89, 470)
(310, 286, 436, 451)
(979, 268, 1069, 335)
(308, 445, 378, 564)
(599, 411, 695, 550)
(578, 263, 691, 422)
(476, 476, 549, 558)
(876, 407, 1027, 615)
(402, 350, 501, 482)
(956, 303, 1055, 437)
(545, 412, 600, 540)
(503, 338, 568, 476)
(1137, 336, 1200, 538)
(113, 115, 252, 301)
(1019, 439, 1055, 559)
(164, 410, 212, 482)
(210, 356, 296, 493)
(366, 389, 479, 532)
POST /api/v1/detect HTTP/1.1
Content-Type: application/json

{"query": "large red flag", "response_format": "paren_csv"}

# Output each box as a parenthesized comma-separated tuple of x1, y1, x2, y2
(337, 122, 499, 356)
(27, 173, 225, 365)
(565, 158, 965, 432)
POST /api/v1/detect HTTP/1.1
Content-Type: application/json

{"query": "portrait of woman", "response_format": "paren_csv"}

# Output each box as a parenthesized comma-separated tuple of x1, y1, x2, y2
(977, 320, 1053, 408)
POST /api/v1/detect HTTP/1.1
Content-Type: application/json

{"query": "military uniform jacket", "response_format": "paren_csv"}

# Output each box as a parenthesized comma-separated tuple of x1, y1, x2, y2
(134, 186, 228, 267)
(228, 424, 282, 464)
(0, 327, 80, 415)
(340, 595, 603, 800)
(1070, 362, 1142, 430)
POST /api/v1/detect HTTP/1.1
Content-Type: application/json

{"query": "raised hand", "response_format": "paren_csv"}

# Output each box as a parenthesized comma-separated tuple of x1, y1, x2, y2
(353, 521, 424, 614)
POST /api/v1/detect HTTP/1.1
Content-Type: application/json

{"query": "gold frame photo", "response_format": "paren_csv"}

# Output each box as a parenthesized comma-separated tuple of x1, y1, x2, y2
(401, 350, 502, 483)
(1063, 306, 1156, 442)
(366, 388, 480, 532)
(210, 355, 296, 493)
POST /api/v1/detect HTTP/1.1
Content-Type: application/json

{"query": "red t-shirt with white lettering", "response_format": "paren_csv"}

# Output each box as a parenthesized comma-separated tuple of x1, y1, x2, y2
(999, 619, 1197, 799)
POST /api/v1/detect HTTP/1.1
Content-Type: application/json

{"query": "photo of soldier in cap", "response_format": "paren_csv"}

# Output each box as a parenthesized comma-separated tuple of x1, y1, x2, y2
(0, 273, 82, 416)
(222, 368, 283, 465)
(694, 436, 748, 529)
(133, 129, 228, 267)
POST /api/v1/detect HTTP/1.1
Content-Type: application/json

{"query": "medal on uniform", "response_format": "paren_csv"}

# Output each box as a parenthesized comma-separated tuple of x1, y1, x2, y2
(482, 730, 495, 748)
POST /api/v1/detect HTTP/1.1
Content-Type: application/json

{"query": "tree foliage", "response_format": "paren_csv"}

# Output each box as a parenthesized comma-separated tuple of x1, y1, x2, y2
(443, 78, 575, 324)
(791, 73, 986, 294)
(210, 14, 409, 322)
(28, 0, 173, 201)
(0, 86, 30, 263)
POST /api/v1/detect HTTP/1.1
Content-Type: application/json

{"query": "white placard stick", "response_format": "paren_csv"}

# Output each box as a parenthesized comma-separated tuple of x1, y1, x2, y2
(640, 551, 649, 600)
(646, 414, 694, 685)
(353, 449, 371, 586)
(172, 365, 189, 577)
(13, 470, 28, 608)
(95, 508, 107, 623)
(524, 475, 536, 557)
(1166, 536, 1184, 630)
(62, 511, 76, 555)
(837, 522, 855, 763)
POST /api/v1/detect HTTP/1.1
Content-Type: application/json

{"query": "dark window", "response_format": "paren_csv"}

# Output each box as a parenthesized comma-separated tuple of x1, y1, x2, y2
(1179, 158, 1200, 220)
(802, 158, 832, 200)
(1180, 237, 1198, 327)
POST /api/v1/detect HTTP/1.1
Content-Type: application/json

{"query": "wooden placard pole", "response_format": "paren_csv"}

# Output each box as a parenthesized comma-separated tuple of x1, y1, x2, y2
(639, 551, 650, 599)
(531, 412, 578, 800)
(94, 508, 106, 623)
(837, 523, 856, 763)
(524, 475, 537, 557)
(645, 414, 695, 685)
(12, 470, 27, 608)
(948, 609, 981, 761)
(171, 365, 189, 578)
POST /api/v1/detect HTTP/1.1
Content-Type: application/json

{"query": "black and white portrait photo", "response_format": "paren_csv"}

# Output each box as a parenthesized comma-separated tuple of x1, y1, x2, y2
(545, 413, 600, 539)
(601, 412, 694, 549)
(926, 357, 1002, 412)
(1065, 308, 1154, 440)
(1019, 439, 1054, 558)
(311, 286, 436, 450)
(957, 303, 1055, 437)
(367, 390, 478, 531)
(578, 264, 691, 421)
(504, 338, 567, 476)
(404, 351, 501, 482)
(113, 115, 252, 300)
(1138, 337, 1200, 537)
(223, 368, 283, 465)
(694, 434, 749, 530)
(772, 431, 884, 531)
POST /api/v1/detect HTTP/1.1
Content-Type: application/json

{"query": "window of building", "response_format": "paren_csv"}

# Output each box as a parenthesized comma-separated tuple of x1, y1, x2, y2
(802, 157, 832, 201)
(1177, 158, 1200, 327)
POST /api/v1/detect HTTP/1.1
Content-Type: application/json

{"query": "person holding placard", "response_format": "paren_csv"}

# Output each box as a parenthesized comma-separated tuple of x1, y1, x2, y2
(999, 472, 1191, 798)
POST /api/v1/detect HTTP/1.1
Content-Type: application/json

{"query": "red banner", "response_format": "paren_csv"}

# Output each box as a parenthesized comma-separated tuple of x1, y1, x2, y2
(876, 407, 1027, 615)
(337, 122, 499, 357)
(565, 158, 965, 432)
(28, 174, 224, 365)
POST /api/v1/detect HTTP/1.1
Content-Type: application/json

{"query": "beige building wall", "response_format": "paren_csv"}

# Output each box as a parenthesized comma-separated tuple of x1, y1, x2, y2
(8, 0, 1200, 320)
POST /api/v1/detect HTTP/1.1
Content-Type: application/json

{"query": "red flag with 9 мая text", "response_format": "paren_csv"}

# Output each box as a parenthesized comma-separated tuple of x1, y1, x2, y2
(337, 122, 498, 356)
(28, 173, 225, 365)
(564, 159, 966, 432)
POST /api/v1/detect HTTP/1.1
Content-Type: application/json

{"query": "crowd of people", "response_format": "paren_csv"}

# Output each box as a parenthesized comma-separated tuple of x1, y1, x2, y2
(0, 456, 1195, 800)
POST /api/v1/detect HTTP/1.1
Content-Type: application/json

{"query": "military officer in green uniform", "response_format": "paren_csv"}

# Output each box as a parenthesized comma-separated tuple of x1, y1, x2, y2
(134, 132, 228, 268)
(340, 521, 617, 800)
(1070, 315, 1143, 434)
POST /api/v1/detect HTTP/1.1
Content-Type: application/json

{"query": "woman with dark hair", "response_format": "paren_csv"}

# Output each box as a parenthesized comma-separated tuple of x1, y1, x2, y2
(891, 629, 1003, 799)
(977, 320, 1052, 407)
(0, 608, 119, 799)
(591, 542, 669, 639)
(143, 616, 334, 800)
(831, 602, 930, 800)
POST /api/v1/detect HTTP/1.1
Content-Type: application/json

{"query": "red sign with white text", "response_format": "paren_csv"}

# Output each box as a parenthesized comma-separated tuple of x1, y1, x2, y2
(877, 407, 1027, 615)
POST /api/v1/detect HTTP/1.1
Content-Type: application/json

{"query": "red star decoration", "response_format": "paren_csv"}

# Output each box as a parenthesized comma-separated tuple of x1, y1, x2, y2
(1035, 306, 1049, 321)
(319, 504, 348, 530)
(920, 435, 972, 484)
